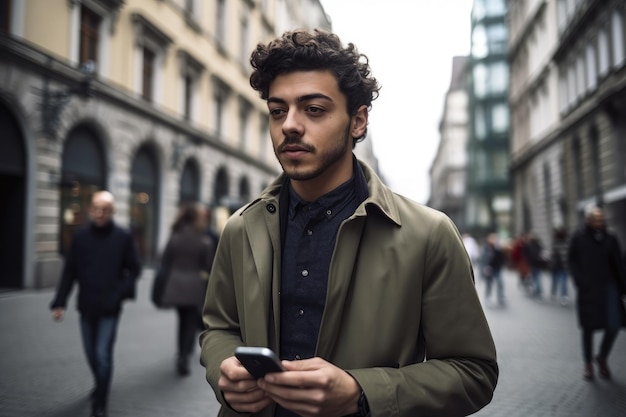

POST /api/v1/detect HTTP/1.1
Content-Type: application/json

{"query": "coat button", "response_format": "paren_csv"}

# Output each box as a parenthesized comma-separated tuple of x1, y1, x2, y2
(266, 203, 276, 213)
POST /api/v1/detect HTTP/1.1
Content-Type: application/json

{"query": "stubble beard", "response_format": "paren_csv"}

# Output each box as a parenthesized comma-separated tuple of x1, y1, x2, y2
(276, 125, 352, 181)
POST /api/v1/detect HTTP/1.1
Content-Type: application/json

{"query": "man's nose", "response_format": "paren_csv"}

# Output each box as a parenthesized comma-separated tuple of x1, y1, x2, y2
(281, 110, 304, 136)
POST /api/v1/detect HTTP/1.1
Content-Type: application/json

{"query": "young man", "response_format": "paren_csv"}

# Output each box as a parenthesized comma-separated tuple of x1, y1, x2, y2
(200, 29, 498, 417)
(51, 191, 142, 417)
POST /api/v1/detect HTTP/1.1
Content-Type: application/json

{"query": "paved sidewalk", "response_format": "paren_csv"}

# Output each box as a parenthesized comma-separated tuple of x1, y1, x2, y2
(1, 268, 625, 417)
(472, 269, 626, 417)
(0, 270, 221, 417)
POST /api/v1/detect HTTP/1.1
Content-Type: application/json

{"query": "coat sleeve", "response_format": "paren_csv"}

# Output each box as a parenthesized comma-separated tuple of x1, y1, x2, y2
(349, 214, 498, 417)
(199, 217, 247, 409)
(50, 244, 77, 310)
(119, 230, 142, 300)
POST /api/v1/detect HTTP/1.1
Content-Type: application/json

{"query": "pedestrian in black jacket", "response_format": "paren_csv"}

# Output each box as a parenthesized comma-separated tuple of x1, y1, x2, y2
(568, 205, 626, 381)
(50, 191, 142, 417)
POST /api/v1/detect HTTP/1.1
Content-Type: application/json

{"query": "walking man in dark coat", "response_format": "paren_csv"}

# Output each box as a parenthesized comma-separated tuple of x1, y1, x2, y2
(50, 191, 142, 417)
(568, 205, 626, 381)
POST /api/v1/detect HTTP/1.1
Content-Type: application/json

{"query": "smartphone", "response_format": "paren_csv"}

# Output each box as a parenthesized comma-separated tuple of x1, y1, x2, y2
(234, 346, 285, 379)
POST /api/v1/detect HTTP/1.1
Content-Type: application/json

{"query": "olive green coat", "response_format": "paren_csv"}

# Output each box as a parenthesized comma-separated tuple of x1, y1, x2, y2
(200, 160, 498, 417)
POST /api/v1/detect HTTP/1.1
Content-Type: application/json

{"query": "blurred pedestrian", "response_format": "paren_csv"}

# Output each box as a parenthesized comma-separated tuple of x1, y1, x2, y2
(568, 205, 626, 381)
(511, 233, 531, 292)
(550, 227, 569, 305)
(523, 233, 547, 298)
(159, 202, 216, 375)
(50, 191, 142, 417)
(200, 28, 497, 417)
(481, 233, 506, 307)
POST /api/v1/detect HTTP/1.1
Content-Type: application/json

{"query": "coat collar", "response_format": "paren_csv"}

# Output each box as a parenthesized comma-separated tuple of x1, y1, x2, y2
(240, 156, 402, 228)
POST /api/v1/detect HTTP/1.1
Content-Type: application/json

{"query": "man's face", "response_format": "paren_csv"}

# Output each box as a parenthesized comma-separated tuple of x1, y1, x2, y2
(90, 198, 114, 228)
(267, 70, 367, 195)
(588, 208, 605, 231)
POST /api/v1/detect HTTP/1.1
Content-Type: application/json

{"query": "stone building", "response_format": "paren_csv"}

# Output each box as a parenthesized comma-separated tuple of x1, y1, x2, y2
(508, 0, 626, 248)
(0, 0, 331, 289)
(428, 56, 470, 232)
(508, 0, 562, 247)
(465, 0, 512, 239)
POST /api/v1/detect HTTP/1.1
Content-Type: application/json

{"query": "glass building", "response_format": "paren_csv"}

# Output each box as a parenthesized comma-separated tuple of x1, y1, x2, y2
(465, 0, 512, 239)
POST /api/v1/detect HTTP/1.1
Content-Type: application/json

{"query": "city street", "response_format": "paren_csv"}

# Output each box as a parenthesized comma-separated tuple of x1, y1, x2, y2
(1, 268, 625, 417)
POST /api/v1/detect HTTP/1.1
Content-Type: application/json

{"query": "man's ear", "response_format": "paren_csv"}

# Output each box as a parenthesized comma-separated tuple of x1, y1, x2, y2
(351, 105, 368, 139)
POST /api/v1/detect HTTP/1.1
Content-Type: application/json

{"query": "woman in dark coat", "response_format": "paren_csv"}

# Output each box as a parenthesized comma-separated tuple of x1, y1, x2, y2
(160, 203, 216, 375)
(568, 206, 626, 381)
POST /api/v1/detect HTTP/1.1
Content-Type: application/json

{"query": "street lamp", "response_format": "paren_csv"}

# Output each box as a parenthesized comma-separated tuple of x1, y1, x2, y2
(37, 58, 96, 140)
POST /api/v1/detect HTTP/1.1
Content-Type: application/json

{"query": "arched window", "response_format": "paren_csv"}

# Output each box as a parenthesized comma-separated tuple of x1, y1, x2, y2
(214, 166, 229, 206)
(0, 101, 26, 288)
(59, 125, 106, 255)
(179, 158, 200, 203)
(130, 145, 159, 264)
(239, 176, 251, 204)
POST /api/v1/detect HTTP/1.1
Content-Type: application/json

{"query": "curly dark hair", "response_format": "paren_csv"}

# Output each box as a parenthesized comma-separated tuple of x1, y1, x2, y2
(249, 29, 381, 143)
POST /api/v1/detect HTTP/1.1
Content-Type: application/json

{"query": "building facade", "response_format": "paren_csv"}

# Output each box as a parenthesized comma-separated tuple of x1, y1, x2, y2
(0, 0, 331, 289)
(465, 0, 512, 239)
(508, 0, 626, 249)
(508, 0, 562, 247)
(428, 56, 469, 232)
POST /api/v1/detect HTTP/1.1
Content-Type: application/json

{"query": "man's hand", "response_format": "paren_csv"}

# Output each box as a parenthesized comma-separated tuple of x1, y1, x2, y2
(218, 356, 274, 413)
(51, 308, 65, 321)
(258, 357, 360, 417)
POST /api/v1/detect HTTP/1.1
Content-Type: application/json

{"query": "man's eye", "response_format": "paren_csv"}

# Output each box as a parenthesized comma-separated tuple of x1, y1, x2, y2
(307, 106, 325, 114)
(269, 108, 285, 116)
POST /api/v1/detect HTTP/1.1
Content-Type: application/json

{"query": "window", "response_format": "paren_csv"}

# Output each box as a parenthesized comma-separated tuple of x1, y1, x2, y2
(589, 127, 602, 199)
(567, 60, 577, 107)
(472, 24, 488, 59)
(473, 63, 487, 97)
(559, 70, 569, 113)
(489, 61, 509, 94)
(576, 53, 585, 100)
(485, 0, 506, 17)
(598, 29, 610, 77)
(492, 103, 509, 133)
(240, 8, 250, 69)
(572, 138, 584, 200)
(238, 98, 251, 149)
(185, 0, 194, 14)
(474, 106, 486, 140)
(557, 0, 567, 32)
(216, 0, 226, 49)
(142, 47, 155, 102)
(132, 13, 172, 104)
(177, 49, 204, 122)
(71, 1, 124, 75)
(487, 23, 508, 55)
(612, 10, 625, 68)
(585, 41, 597, 92)
(79, 6, 101, 67)
(212, 77, 231, 139)
(1, 0, 11, 33)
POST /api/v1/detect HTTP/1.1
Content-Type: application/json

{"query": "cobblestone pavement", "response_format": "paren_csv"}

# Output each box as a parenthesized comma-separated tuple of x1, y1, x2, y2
(1, 268, 624, 417)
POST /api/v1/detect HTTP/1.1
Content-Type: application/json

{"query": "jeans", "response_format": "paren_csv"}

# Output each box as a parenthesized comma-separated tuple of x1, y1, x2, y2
(485, 270, 505, 305)
(551, 269, 568, 298)
(80, 314, 119, 410)
(531, 268, 543, 296)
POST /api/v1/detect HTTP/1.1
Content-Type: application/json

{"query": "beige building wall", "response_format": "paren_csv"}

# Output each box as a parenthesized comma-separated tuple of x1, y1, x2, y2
(0, 0, 335, 289)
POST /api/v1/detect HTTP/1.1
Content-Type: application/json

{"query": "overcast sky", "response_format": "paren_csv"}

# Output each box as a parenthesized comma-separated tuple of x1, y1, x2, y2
(319, 0, 474, 204)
